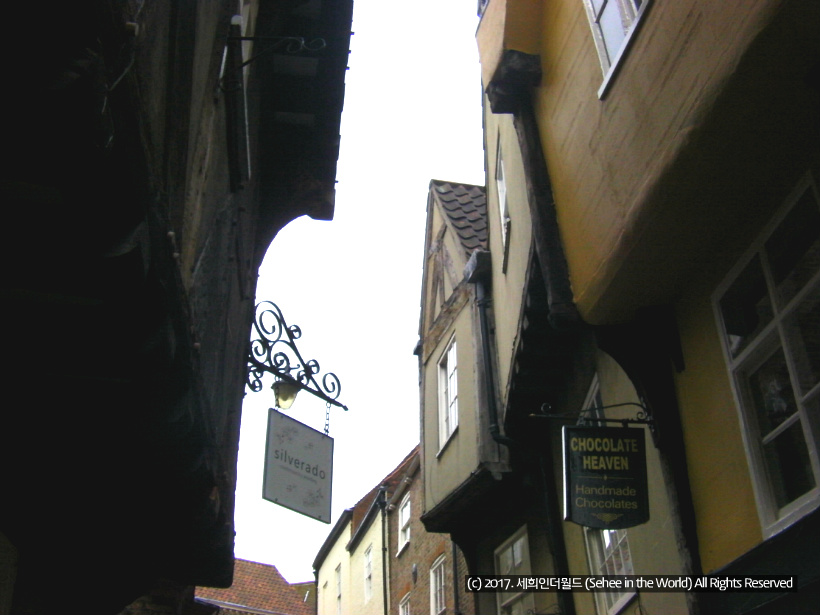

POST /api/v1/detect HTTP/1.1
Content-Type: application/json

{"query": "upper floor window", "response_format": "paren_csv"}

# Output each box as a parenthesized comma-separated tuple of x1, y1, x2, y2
(585, 527, 635, 614)
(438, 337, 459, 449)
(398, 493, 412, 552)
(581, 0, 649, 90)
(494, 526, 534, 615)
(715, 173, 820, 536)
(335, 564, 342, 615)
(400, 592, 411, 615)
(430, 555, 446, 615)
(496, 140, 511, 272)
(364, 545, 373, 602)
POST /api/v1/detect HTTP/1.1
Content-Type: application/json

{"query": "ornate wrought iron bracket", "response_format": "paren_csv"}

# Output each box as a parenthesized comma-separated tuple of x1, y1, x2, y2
(247, 301, 348, 411)
(531, 402, 655, 434)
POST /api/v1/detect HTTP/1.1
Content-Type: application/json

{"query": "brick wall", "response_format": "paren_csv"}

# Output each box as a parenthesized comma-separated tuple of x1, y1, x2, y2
(388, 466, 475, 615)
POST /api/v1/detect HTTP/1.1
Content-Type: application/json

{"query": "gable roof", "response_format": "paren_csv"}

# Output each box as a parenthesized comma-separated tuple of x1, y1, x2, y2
(196, 559, 314, 615)
(313, 446, 421, 571)
(429, 180, 488, 255)
(347, 446, 420, 551)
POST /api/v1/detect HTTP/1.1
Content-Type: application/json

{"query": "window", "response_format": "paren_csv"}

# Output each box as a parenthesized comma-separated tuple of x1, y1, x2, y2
(581, 0, 648, 83)
(715, 174, 820, 535)
(430, 555, 446, 615)
(496, 142, 510, 246)
(400, 593, 411, 615)
(585, 528, 635, 614)
(494, 527, 534, 615)
(438, 338, 459, 449)
(496, 140, 512, 272)
(582, 378, 635, 615)
(398, 493, 411, 552)
(364, 545, 373, 602)
(335, 564, 342, 615)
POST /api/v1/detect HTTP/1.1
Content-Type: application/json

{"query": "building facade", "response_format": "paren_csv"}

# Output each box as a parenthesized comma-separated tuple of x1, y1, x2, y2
(420, 1, 819, 614)
(314, 447, 474, 615)
(0, 1, 352, 613)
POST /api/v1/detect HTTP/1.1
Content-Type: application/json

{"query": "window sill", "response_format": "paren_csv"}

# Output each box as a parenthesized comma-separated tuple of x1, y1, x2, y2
(396, 541, 409, 557)
(761, 489, 820, 539)
(608, 590, 637, 615)
(436, 426, 458, 458)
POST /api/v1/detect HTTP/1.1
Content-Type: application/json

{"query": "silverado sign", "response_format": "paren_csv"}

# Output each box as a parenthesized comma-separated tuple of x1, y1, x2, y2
(264, 409, 333, 523)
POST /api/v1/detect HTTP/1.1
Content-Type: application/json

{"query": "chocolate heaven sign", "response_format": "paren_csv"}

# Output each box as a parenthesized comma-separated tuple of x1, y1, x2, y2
(264, 409, 333, 523)
(563, 426, 649, 529)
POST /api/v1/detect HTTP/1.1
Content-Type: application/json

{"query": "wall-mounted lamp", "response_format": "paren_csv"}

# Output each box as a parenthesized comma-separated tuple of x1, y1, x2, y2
(272, 379, 300, 410)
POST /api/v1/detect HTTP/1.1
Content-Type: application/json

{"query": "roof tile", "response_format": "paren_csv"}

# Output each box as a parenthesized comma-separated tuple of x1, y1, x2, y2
(430, 180, 487, 255)
(196, 559, 315, 615)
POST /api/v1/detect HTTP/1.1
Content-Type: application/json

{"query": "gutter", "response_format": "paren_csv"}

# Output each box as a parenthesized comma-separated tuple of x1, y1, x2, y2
(312, 508, 353, 573)
(347, 487, 385, 553)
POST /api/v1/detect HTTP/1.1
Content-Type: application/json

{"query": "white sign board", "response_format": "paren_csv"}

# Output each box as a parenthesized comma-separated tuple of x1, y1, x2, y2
(263, 408, 333, 523)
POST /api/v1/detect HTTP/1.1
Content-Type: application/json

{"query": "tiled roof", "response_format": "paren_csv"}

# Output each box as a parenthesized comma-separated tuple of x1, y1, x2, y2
(196, 559, 314, 615)
(349, 446, 420, 539)
(430, 180, 487, 255)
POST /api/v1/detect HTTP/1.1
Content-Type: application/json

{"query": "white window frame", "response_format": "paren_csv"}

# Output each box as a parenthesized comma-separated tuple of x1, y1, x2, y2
(364, 545, 373, 602)
(580, 0, 650, 97)
(335, 564, 342, 615)
(582, 377, 636, 615)
(398, 493, 411, 552)
(713, 172, 820, 537)
(585, 527, 636, 615)
(430, 555, 446, 615)
(493, 526, 534, 615)
(495, 138, 511, 273)
(399, 592, 411, 615)
(438, 337, 459, 450)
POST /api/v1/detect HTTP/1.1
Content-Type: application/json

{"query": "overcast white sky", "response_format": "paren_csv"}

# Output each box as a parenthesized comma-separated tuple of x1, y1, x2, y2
(233, 0, 485, 583)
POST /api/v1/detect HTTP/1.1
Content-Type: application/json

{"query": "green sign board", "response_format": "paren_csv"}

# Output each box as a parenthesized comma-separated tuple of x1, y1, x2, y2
(563, 426, 649, 529)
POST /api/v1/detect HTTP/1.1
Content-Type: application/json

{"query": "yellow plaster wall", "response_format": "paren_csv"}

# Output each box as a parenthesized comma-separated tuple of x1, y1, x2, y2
(674, 280, 762, 572)
(483, 105, 534, 409)
(477, 0, 544, 89)
(504, 0, 544, 55)
(531, 0, 784, 323)
(477, 0, 506, 89)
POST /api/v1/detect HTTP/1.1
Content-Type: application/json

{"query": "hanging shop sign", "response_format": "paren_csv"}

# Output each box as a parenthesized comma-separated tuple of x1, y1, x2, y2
(563, 426, 649, 529)
(264, 408, 333, 523)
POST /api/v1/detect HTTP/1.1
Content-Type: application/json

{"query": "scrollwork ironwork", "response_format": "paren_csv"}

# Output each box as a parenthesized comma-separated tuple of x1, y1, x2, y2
(531, 401, 655, 434)
(247, 301, 348, 411)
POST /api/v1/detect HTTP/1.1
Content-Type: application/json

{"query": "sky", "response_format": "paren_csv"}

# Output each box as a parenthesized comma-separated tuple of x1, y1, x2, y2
(233, 0, 486, 583)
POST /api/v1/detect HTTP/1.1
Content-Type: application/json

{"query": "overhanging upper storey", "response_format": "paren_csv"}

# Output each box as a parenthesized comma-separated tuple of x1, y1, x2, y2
(477, 0, 544, 97)
(253, 0, 353, 256)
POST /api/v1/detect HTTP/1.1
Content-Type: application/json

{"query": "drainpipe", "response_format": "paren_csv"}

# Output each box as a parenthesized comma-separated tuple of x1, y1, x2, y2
(378, 486, 389, 615)
(452, 541, 462, 615)
(465, 250, 513, 451)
